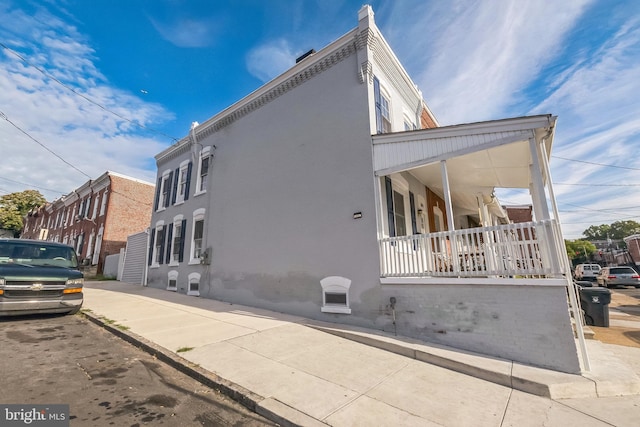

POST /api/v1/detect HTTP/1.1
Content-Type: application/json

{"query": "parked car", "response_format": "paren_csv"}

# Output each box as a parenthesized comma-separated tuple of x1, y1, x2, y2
(0, 239, 84, 316)
(596, 266, 640, 288)
(574, 263, 601, 281)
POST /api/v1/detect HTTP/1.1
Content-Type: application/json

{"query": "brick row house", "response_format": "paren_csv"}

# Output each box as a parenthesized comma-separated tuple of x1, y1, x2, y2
(22, 171, 155, 276)
(146, 5, 588, 374)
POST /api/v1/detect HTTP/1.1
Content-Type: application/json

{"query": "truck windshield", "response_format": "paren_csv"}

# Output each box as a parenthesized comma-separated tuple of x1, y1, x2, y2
(0, 242, 79, 268)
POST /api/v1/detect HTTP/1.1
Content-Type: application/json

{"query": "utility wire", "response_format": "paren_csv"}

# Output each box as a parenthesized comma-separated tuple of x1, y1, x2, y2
(0, 175, 66, 194)
(0, 41, 178, 143)
(552, 155, 640, 171)
(1, 111, 91, 179)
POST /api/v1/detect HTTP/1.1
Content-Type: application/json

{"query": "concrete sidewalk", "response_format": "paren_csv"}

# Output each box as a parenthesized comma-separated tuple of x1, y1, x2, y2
(82, 281, 640, 426)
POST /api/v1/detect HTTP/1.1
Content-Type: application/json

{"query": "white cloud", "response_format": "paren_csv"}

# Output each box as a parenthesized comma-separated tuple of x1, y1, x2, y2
(0, 5, 172, 201)
(148, 15, 219, 48)
(245, 39, 297, 82)
(381, 0, 592, 125)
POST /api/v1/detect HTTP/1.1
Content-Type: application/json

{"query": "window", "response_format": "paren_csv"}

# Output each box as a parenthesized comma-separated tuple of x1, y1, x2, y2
(174, 160, 192, 204)
(92, 195, 100, 219)
(190, 209, 206, 264)
(168, 215, 186, 265)
(380, 94, 391, 133)
(188, 272, 200, 296)
(154, 227, 165, 265)
(148, 221, 166, 267)
(195, 147, 212, 195)
(373, 76, 392, 134)
(100, 191, 108, 216)
(384, 175, 410, 238)
(155, 169, 173, 211)
(320, 276, 351, 314)
(393, 191, 406, 236)
(167, 271, 178, 291)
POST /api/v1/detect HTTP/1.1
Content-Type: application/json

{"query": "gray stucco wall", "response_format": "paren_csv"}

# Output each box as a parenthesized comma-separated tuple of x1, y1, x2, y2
(377, 281, 581, 374)
(199, 56, 383, 320)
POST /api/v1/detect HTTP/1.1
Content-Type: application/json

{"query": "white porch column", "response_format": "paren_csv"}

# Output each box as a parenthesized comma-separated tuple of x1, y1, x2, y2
(528, 137, 550, 221)
(440, 160, 455, 231)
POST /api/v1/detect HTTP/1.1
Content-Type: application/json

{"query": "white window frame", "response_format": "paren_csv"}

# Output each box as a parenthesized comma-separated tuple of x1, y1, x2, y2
(175, 159, 190, 205)
(187, 272, 200, 296)
(167, 270, 178, 291)
(379, 85, 392, 133)
(194, 146, 211, 197)
(92, 195, 100, 219)
(168, 214, 184, 266)
(384, 174, 411, 238)
(157, 169, 172, 211)
(189, 209, 206, 264)
(151, 220, 165, 268)
(99, 191, 108, 216)
(320, 276, 352, 314)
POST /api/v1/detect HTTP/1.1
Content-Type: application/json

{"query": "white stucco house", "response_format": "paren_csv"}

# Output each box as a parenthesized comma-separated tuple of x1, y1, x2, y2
(147, 5, 587, 374)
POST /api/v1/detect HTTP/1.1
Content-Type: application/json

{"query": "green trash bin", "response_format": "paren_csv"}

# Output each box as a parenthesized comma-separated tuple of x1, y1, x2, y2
(579, 287, 611, 327)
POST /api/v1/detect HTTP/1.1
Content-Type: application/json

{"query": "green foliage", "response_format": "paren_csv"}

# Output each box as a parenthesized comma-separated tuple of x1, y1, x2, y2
(565, 239, 597, 264)
(582, 220, 640, 241)
(0, 190, 47, 236)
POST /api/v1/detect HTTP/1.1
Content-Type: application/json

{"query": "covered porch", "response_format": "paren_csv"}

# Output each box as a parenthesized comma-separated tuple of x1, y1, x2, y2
(371, 115, 591, 373)
(373, 115, 569, 281)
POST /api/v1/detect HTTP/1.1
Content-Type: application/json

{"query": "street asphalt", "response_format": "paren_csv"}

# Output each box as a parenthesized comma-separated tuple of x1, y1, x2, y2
(82, 281, 640, 427)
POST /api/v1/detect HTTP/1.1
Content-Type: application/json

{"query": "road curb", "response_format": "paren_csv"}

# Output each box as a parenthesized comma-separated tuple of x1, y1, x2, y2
(81, 310, 321, 427)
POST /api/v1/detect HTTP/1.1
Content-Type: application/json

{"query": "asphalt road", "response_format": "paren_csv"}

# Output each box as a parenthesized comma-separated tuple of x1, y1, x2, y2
(0, 313, 277, 426)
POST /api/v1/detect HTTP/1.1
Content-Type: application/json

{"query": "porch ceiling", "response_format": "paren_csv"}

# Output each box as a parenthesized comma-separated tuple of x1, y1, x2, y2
(372, 115, 557, 212)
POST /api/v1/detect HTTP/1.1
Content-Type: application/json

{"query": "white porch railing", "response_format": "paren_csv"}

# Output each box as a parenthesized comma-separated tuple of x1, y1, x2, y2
(379, 220, 567, 278)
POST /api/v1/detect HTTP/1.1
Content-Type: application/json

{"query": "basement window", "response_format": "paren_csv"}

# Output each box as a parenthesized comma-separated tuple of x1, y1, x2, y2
(188, 272, 200, 297)
(320, 276, 351, 314)
(167, 270, 178, 291)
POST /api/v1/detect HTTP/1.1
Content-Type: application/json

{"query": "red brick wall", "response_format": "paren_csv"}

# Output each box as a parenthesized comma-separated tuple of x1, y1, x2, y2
(103, 176, 154, 243)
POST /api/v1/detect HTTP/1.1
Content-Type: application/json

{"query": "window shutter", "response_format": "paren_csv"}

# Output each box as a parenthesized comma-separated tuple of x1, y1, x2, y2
(184, 162, 193, 201)
(385, 177, 395, 237)
(374, 76, 382, 134)
(179, 219, 186, 262)
(409, 192, 418, 250)
(148, 227, 155, 266)
(165, 223, 173, 264)
(153, 177, 161, 211)
(172, 168, 179, 205)
(164, 171, 173, 208)
(158, 228, 166, 265)
(409, 192, 418, 235)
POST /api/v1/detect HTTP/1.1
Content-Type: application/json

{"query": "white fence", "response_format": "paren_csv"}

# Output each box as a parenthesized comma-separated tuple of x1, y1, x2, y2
(379, 220, 567, 278)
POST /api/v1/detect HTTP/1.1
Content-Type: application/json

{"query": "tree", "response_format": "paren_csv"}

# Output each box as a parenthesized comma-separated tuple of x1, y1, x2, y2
(565, 239, 597, 265)
(582, 220, 640, 249)
(0, 190, 47, 236)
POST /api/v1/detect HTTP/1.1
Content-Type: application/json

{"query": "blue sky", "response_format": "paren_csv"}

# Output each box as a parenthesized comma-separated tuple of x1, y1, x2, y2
(0, 0, 639, 239)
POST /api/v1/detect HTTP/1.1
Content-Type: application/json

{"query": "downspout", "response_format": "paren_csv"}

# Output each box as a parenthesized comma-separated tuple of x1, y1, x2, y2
(143, 227, 150, 286)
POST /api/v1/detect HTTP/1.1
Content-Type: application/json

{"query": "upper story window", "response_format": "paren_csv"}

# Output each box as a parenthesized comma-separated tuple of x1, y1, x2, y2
(92, 195, 100, 219)
(175, 160, 192, 204)
(374, 76, 392, 134)
(100, 191, 108, 216)
(154, 169, 174, 211)
(195, 147, 212, 196)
